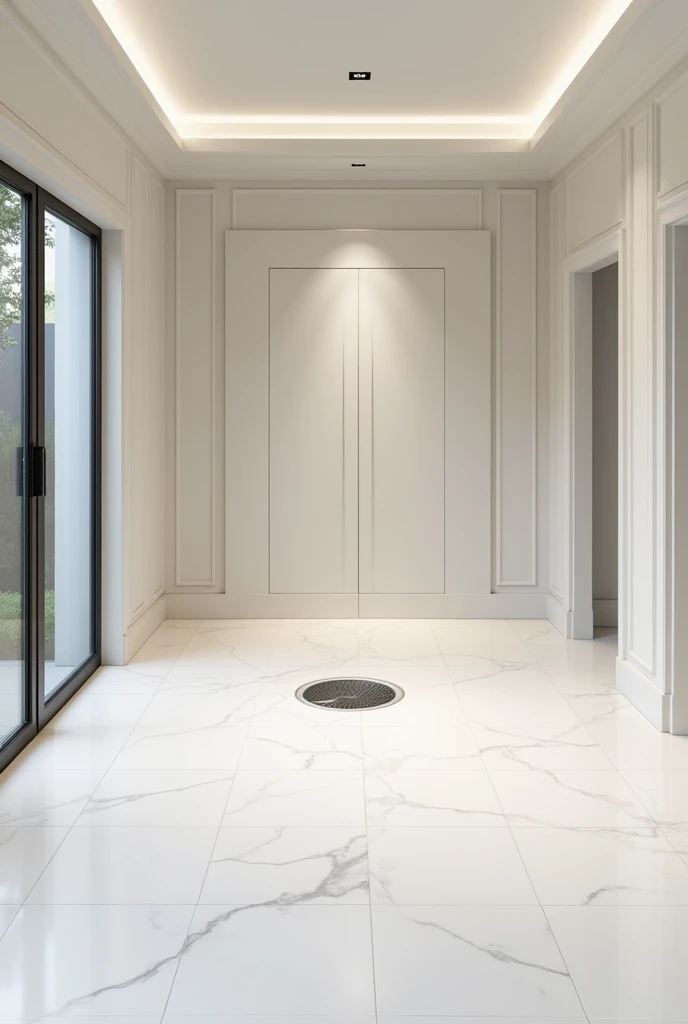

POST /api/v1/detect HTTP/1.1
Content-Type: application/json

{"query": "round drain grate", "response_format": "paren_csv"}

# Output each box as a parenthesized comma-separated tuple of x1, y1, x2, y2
(295, 677, 404, 711)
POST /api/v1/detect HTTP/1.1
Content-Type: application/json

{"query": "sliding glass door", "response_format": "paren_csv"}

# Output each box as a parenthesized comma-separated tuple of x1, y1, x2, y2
(0, 176, 29, 753)
(0, 160, 100, 771)
(43, 209, 98, 702)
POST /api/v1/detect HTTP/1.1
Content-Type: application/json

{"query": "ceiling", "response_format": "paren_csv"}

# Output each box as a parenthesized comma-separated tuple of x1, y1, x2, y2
(90, 0, 631, 137)
(14, 0, 688, 179)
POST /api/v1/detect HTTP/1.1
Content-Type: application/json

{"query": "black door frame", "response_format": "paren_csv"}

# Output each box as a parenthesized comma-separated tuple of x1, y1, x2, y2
(0, 157, 101, 772)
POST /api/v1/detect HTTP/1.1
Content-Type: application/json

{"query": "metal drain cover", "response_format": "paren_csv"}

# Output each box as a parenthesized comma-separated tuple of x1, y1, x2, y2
(295, 677, 404, 711)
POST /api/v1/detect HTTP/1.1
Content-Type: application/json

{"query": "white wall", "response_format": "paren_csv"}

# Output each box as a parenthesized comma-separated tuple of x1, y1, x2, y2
(0, 0, 166, 662)
(592, 263, 619, 625)
(166, 183, 550, 618)
(548, 55, 688, 731)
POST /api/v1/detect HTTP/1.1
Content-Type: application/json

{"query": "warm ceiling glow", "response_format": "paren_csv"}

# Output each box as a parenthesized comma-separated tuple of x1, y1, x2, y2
(532, 0, 633, 127)
(92, 0, 180, 122)
(91, 0, 635, 141)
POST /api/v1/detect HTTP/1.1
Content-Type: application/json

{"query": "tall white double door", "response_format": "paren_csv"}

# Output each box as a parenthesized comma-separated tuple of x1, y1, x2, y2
(227, 230, 491, 617)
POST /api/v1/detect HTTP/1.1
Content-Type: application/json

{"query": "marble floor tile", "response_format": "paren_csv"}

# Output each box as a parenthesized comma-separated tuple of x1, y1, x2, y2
(159, 670, 265, 694)
(532, 645, 619, 695)
(565, 692, 631, 724)
(621, 770, 688, 827)
(0, 826, 68, 903)
(76, 769, 234, 826)
(372, 904, 583, 1016)
(166, 905, 376, 1015)
(0, 904, 193, 1018)
(513, 826, 688, 905)
(432, 619, 523, 645)
(368, 826, 537, 904)
(130, 689, 262, 730)
(459, 686, 583, 728)
(0, 907, 19, 940)
(109, 692, 255, 769)
(81, 666, 162, 695)
(509, 619, 569, 645)
(587, 707, 688, 770)
(0, 769, 105, 827)
(223, 769, 366, 826)
(51, 693, 152, 729)
(364, 770, 504, 826)
(442, 647, 539, 681)
(127, 644, 186, 677)
(490, 769, 655, 828)
(27, 826, 218, 904)
(239, 718, 363, 769)
(473, 722, 612, 770)
(269, 622, 359, 669)
(199, 826, 368, 904)
(357, 622, 443, 668)
(362, 724, 481, 770)
(547, 906, 688, 1019)
(10, 724, 132, 770)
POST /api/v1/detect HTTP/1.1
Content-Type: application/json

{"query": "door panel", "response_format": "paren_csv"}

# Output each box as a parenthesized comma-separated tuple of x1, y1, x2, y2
(358, 268, 445, 594)
(44, 211, 96, 700)
(269, 269, 358, 594)
(0, 180, 28, 749)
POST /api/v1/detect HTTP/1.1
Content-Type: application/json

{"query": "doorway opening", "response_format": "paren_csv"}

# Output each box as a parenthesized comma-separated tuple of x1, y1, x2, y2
(565, 232, 621, 645)
(591, 262, 619, 636)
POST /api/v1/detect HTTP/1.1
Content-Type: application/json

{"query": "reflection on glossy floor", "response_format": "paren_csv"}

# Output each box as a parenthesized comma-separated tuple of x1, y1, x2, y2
(1, 617, 688, 1022)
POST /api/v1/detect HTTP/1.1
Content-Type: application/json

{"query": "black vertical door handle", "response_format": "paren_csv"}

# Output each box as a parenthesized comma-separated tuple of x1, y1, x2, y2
(15, 446, 24, 497)
(30, 445, 46, 498)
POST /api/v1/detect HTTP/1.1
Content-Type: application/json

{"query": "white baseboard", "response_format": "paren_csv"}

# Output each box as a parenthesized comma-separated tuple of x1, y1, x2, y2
(357, 594, 548, 618)
(546, 594, 570, 637)
(165, 592, 548, 620)
(593, 598, 618, 627)
(616, 656, 670, 731)
(123, 595, 167, 663)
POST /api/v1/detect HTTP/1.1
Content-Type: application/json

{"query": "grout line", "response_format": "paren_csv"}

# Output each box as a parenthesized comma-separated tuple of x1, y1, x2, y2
(456, 695, 592, 1022)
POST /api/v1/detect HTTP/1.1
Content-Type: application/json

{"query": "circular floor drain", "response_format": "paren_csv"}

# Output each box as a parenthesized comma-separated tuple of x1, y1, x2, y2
(295, 677, 404, 711)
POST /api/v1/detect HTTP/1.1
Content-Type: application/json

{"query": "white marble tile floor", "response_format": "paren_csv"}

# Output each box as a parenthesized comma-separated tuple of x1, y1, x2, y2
(1, 617, 687, 1022)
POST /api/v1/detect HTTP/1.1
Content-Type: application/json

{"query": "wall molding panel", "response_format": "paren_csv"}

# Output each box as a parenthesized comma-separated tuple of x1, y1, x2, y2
(548, 184, 565, 603)
(0, 2, 129, 208)
(175, 188, 216, 586)
(127, 156, 152, 623)
(232, 188, 483, 230)
(149, 176, 166, 603)
(566, 133, 624, 254)
(656, 71, 688, 198)
(627, 110, 658, 677)
(495, 188, 537, 587)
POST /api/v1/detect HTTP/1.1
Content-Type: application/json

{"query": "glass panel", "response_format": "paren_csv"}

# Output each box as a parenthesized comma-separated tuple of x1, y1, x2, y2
(44, 211, 94, 699)
(0, 181, 26, 745)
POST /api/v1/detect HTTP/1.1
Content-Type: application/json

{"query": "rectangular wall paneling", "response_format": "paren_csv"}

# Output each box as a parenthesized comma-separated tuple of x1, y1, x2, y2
(548, 184, 566, 608)
(232, 189, 483, 230)
(566, 134, 625, 253)
(496, 189, 537, 587)
(127, 156, 151, 622)
(175, 188, 216, 587)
